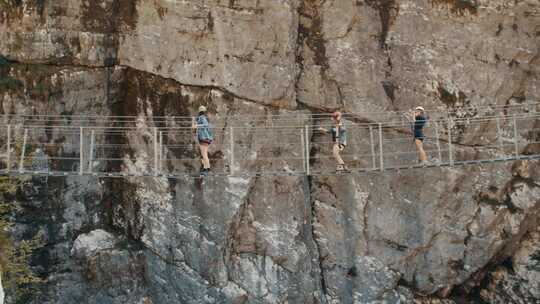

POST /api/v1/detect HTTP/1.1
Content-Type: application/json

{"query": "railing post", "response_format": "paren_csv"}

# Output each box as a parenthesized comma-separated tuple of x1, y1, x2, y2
(79, 127, 84, 175)
(525, 100, 535, 116)
(300, 128, 306, 173)
(19, 128, 28, 173)
(305, 125, 310, 176)
(369, 125, 376, 170)
(153, 127, 159, 176)
(6, 124, 11, 172)
(229, 127, 235, 175)
(496, 116, 504, 153)
(159, 131, 164, 173)
(448, 119, 454, 166)
(513, 115, 519, 158)
(378, 123, 384, 172)
(88, 130, 95, 173)
(434, 121, 442, 164)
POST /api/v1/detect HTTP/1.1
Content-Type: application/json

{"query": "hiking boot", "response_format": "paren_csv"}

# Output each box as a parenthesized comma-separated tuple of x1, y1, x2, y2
(429, 158, 441, 165)
(336, 164, 350, 172)
(200, 168, 210, 177)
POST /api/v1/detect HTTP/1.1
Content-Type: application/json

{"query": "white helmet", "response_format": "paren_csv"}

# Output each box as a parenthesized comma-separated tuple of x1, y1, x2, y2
(415, 106, 425, 112)
(198, 105, 207, 112)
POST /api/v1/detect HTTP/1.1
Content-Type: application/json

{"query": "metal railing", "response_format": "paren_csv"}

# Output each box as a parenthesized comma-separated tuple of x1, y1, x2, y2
(0, 113, 537, 178)
(0, 101, 537, 128)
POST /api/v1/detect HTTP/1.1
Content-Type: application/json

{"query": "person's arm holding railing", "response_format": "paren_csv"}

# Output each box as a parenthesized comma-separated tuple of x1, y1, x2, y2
(317, 126, 329, 133)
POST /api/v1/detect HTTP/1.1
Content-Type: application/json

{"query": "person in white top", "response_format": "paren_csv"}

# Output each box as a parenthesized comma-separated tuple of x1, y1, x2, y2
(318, 111, 349, 172)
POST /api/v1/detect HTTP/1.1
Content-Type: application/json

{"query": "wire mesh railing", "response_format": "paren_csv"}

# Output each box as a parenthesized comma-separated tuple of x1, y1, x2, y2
(0, 101, 537, 128)
(0, 113, 538, 177)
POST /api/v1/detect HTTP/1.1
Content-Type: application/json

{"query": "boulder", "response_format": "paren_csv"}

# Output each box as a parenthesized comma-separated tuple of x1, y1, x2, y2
(71, 229, 118, 260)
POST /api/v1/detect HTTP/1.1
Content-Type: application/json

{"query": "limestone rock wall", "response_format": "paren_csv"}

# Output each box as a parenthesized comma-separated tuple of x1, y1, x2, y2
(0, 271, 4, 304)
(0, 1, 539, 304)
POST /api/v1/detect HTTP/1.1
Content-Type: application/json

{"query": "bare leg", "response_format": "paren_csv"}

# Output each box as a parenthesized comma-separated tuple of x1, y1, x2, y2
(415, 139, 427, 162)
(333, 143, 345, 166)
(199, 144, 211, 169)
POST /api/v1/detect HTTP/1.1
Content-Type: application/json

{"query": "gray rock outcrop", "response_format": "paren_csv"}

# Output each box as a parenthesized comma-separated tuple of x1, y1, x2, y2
(71, 229, 118, 260)
(0, 272, 4, 304)
(0, 0, 539, 304)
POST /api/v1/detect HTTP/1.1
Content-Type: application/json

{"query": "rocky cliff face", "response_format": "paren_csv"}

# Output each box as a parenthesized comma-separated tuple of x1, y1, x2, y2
(0, 272, 4, 304)
(0, 0, 539, 303)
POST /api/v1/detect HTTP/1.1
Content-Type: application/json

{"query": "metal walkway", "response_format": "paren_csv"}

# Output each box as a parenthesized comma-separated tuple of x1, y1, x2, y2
(0, 112, 538, 179)
(2, 156, 539, 179)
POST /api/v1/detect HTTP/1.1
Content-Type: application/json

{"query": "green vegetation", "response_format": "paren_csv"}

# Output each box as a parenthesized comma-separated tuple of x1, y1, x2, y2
(0, 174, 43, 303)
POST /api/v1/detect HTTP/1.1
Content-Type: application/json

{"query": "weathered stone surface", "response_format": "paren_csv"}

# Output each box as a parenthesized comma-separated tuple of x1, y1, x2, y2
(71, 229, 117, 259)
(0, 273, 4, 304)
(297, 0, 390, 115)
(107, 87, 322, 302)
(0, 0, 539, 304)
(476, 220, 540, 304)
(0, 62, 122, 119)
(310, 155, 540, 297)
(1, 0, 300, 104)
(119, 0, 299, 106)
(0, 0, 122, 66)
(298, 0, 540, 122)
(387, 0, 540, 114)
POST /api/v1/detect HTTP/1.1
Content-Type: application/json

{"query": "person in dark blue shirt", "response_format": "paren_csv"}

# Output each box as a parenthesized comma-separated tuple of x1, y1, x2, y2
(409, 106, 428, 164)
(192, 105, 213, 176)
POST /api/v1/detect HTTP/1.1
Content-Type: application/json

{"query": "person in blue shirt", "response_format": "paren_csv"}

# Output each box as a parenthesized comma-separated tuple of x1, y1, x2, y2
(408, 106, 428, 164)
(192, 105, 213, 176)
(318, 111, 349, 172)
